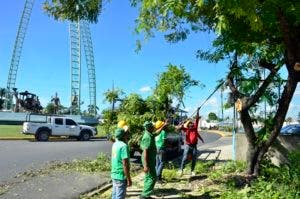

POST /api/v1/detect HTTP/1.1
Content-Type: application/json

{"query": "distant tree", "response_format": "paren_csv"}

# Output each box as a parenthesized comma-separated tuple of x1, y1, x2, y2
(208, 112, 218, 121)
(298, 112, 300, 123)
(285, 117, 293, 124)
(0, 88, 6, 110)
(44, 103, 65, 114)
(103, 88, 124, 111)
(154, 64, 200, 117)
(87, 104, 99, 115)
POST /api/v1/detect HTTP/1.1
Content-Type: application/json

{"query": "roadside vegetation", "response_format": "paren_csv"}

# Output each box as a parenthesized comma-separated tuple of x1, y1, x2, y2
(0, 125, 32, 138)
(84, 152, 299, 199)
(0, 124, 106, 138)
(52, 153, 111, 173)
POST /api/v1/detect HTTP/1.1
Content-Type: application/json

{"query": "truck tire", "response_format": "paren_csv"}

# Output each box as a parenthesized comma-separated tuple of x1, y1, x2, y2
(79, 131, 91, 141)
(37, 130, 49, 142)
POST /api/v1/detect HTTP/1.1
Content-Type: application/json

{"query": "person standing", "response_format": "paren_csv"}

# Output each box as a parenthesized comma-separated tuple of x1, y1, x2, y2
(154, 120, 168, 183)
(140, 121, 157, 199)
(178, 108, 204, 176)
(111, 128, 132, 199)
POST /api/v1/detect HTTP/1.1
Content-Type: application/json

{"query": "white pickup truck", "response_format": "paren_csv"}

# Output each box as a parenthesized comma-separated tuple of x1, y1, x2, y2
(22, 116, 97, 141)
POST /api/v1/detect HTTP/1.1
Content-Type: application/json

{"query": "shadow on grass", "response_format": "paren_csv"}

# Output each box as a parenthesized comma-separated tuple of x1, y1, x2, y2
(189, 175, 208, 182)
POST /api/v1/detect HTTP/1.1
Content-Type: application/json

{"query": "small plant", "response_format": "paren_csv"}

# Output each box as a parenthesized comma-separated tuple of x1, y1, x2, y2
(221, 161, 246, 174)
(162, 169, 178, 182)
(208, 170, 223, 181)
(194, 161, 215, 174)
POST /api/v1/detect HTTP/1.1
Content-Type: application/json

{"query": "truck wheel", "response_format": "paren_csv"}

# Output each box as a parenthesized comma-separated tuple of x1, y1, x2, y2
(37, 130, 49, 142)
(80, 131, 91, 141)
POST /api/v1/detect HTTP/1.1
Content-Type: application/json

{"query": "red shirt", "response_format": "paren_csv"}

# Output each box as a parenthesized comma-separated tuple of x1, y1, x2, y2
(182, 117, 200, 145)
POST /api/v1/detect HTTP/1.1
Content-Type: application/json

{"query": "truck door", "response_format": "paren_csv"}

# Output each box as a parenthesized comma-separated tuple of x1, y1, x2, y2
(66, 119, 79, 136)
(52, 118, 67, 135)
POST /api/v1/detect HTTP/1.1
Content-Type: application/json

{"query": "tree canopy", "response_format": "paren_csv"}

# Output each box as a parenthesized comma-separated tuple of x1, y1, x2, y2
(43, 0, 102, 23)
(131, 0, 300, 176)
(208, 112, 218, 121)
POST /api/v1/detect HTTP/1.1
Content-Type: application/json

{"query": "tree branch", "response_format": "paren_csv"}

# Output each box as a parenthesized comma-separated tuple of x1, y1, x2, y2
(227, 75, 243, 98)
(258, 60, 277, 71)
(240, 110, 257, 146)
(265, 76, 297, 148)
(244, 67, 279, 110)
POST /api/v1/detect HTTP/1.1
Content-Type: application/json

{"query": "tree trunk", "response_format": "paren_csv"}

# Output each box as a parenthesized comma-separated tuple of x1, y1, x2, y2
(243, 76, 297, 176)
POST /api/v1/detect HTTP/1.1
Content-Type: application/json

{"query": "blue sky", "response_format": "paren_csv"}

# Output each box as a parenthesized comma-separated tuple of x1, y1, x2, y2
(0, 0, 299, 119)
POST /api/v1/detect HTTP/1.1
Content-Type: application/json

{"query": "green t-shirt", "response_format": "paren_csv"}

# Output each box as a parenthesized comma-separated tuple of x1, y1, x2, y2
(140, 130, 156, 168)
(111, 140, 129, 180)
(155, 130, 167, 149)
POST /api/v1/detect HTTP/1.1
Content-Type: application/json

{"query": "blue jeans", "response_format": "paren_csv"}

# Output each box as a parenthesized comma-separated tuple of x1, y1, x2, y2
(156, 148, 166, 180)
(112, 179, 127, 199)
(180, 144, 198, 172)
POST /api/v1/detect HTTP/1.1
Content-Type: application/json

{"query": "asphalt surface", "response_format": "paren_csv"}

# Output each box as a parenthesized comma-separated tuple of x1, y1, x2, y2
(0, 132, 221, 186)
(0, 138, 112, 185)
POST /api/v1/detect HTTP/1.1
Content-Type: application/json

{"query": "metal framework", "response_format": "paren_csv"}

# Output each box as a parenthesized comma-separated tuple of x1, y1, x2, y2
(5, 0, 97, 116)
(69, 21, 97, 115)
(5, 0, 35, 109)
(81, 21, 97, 116)
(69, 21, 81, 114)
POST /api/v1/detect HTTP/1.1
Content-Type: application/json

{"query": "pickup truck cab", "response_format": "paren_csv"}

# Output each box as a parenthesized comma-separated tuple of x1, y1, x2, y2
(22, 115, 97, 141)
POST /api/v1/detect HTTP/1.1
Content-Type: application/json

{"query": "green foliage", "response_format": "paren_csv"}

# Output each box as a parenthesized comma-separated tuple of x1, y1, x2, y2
(98, 109, 118, 137)
(208, 112, 218, 121)
(56, 153, 111, 173)
(101, 65, 198, 147)
(43, 103, 65, 114)
(220, 152, 300, 198)
(43, 0, 102, 23)
(154, 64, 199, 110)
(220, 161, 246, 174)
(0, 88, 7, 110)
(194, 161, 215, 174)
(103, 88, 123, 104)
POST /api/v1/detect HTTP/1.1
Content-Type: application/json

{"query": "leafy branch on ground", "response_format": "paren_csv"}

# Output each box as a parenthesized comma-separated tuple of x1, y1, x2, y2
(51, 153, 111, 173)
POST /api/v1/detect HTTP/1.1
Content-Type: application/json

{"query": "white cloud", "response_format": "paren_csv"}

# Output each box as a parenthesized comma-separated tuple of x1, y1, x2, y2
(139, 86, 151, 93)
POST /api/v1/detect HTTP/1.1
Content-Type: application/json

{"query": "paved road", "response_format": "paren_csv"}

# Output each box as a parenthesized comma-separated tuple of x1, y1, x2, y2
(0, 132, 222, 185)
(0, 139, 112, 185)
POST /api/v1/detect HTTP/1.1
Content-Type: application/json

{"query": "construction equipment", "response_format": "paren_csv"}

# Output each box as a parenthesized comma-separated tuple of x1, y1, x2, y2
(5, 0, 98, 116)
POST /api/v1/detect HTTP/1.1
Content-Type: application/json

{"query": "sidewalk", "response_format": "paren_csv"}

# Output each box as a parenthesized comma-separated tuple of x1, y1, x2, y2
(98, 136, 233, 199)
(0, 169, 110, 199)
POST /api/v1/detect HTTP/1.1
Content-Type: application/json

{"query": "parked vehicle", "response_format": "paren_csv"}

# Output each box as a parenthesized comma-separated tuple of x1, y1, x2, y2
(22, 114, 97, 141)
(280, 124, 300, 135)
(127, 132, 183, 158)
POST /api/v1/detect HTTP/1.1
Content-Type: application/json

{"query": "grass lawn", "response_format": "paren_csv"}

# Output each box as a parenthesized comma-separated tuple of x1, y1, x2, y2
(0, 125, 32, 138)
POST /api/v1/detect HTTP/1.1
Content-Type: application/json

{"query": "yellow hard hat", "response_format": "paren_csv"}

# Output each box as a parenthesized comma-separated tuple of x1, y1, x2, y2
(184, 120, 193, 128)
(155, 120, 165, 130)
(117, 120, 127, 128)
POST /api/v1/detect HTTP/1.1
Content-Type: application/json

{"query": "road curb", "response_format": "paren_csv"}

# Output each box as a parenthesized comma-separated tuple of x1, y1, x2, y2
(84, 181, 113, 197)
(205, 130, 231, 137)
(0, 137, 33, 140)
(0, 136, 107, 141)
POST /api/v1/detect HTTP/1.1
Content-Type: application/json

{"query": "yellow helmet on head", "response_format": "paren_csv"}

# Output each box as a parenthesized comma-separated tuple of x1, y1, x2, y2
(155, 120, 165, 130)
(118, 120, 129, 131)
(184, 120, 193, 128)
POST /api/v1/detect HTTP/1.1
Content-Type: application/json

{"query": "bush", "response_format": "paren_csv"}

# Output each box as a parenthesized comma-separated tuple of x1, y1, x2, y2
(194, 161, 215, 174)
(221, 161, 246, 174)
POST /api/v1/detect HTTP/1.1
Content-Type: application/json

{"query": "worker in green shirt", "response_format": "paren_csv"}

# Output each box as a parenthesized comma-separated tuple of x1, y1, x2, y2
(154, 120, 168, 183)
(140, 121, 157, 199)
(111, 128, 132, 199)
